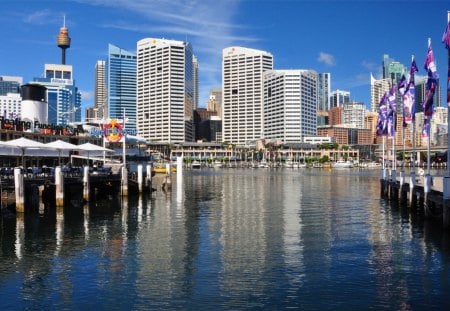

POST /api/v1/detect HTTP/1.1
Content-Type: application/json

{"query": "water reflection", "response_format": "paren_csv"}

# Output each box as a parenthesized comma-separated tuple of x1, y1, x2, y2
(1, 169, 450, 309)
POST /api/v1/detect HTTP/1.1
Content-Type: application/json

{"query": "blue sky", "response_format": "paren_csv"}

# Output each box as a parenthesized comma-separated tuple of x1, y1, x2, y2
(1, 0, 449, 114)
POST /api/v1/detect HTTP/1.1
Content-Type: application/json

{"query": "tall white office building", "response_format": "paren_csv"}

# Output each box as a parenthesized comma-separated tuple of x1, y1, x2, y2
(137, 38, 194, 143)
(264, 70, 318, 143)
(94, 60, 107, 120)
(222, 46, 273, 145)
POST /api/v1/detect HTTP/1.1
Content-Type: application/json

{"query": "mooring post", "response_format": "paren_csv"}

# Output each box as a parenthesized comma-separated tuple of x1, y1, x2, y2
(55, 166, 64, 207)
(83, 166, 89, 201)
(162, 163, 172, 191)
(121, 165, 128, 196)
(424, 174, 432, 217)
(14, 167, 24, 213)
(137, 164, 143, 193)
(443, 177, 450, 229)
(146, 164, 152, 188)
(390, 169, 398, 201)
(409, 171, 416, 208)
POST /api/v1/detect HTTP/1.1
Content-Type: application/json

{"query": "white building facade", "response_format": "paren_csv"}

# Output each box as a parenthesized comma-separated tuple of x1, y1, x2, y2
(263, 70, 318, 143)
(137, 38, 194, 143)
(343, 102, 366, 129)
(0, 93, 22, 120)
(222, 46, 273, 145)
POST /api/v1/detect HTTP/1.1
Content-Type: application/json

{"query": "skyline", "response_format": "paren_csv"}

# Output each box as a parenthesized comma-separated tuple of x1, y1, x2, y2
(1, 0, 449, 115)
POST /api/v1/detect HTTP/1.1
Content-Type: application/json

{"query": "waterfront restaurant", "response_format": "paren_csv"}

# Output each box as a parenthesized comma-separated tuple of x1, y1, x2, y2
(0, 116, 103, 168)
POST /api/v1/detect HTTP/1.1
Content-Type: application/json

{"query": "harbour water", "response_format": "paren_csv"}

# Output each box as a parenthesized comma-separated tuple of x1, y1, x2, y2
(1, 168, 450, 309)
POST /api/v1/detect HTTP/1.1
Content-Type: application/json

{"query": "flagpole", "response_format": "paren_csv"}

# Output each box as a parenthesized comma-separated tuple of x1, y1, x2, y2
(447, 11, 450, 178)
(427, 38, 432, 177)
(443, 10, 450, 228)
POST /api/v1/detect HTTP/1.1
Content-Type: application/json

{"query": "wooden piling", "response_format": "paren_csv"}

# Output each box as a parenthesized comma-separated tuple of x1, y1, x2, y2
(55, 167, 64, 207)
(83, 166, 89, 201)
(14, 168, 24, 213)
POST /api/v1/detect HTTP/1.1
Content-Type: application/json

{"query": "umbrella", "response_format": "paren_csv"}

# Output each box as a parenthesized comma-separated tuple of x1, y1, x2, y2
(0, 137, 55, 167)
(45, 139, 81, 165)
(77, 142, 114, 164)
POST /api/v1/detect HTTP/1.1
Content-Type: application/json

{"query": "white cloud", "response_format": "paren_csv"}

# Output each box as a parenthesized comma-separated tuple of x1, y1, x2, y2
(80, 90, 93, 101)
(317, 52, 336, 66)
(76, 0, 255, 106)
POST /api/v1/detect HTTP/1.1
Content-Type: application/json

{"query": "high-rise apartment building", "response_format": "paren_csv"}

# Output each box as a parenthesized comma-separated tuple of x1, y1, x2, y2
(193, 55, 199, 110)
(370, 73, 390, 112)
(317, 73, 331, 111)
(33, 64, 81, 125)
(137, 38, 194, 143)
(263, 70, 318, 143)
(222, 46, 273, 145)
(94, 60, 107, 120)
(343, 101, 366, 129)
(107, 44, 137, 132)
(330, 89, 350, 108)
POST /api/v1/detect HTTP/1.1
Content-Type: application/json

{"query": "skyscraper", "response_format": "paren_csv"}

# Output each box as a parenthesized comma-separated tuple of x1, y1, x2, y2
(222, 46, 273, 145)
(317, 73, 331, 111)
(193, 55, 199, 110)
(94, 60, 107, 120)
(382, 54, 406, 84)
(330, 89, 350, 108)
(137, 38, 194, 143)
(264, 70, 318, 143)
(33, 64, 81, 125)
(107, 44, 137, 131)
(370, 73, 390, 112)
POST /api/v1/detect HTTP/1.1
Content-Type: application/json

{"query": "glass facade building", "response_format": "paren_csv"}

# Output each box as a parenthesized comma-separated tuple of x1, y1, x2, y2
(33, 64, 81, 125)
(107, 44, 137, 132)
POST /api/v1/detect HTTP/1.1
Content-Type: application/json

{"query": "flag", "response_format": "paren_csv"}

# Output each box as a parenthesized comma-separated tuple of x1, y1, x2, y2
(443, 19, 450, 107)
(387, 85, 396, 138)
(423, 41, 438, 119)
(397, 75, 407, 127)
(443, 19, 450, 50)
(424, 43, 438, 79)
(422, 116, 431, 138)
(376, 93, 388, 136)
(403, 58, 418, 125)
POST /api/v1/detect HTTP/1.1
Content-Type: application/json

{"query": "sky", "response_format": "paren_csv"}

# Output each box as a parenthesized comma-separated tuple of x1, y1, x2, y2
(1, 0, 449, 116)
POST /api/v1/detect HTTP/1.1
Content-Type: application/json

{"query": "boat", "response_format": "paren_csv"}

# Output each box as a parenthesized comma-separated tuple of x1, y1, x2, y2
(213, 160, 223, 168)
(258, 159, 269, 168)
(153, 166, 177, 174)
(364, 162, 382, 169)
(191, 160, 201, 169)
(284, 158, 294, 168)
(312, 162, 323, 168)
(333, 160, 354, 168)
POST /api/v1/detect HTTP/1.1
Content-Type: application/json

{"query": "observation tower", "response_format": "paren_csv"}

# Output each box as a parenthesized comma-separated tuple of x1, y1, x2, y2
(57, 16, 71, 64)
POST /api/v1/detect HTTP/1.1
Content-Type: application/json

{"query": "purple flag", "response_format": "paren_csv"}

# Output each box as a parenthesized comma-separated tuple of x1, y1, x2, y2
(403, 58, 418, 125)
(443, 20, 450, 107)
(376, 93, 388, 136)
(387, 85, 396, 138)
(443, 19, 450, 50)
(424, 43, 438, 79)
(422, 116, 431, 138)
(423, 42, 438, 118)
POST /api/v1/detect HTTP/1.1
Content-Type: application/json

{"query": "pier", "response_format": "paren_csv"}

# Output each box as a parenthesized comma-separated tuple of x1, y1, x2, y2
(380, 170, 450, 229)
(0, 164, 155, 212)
